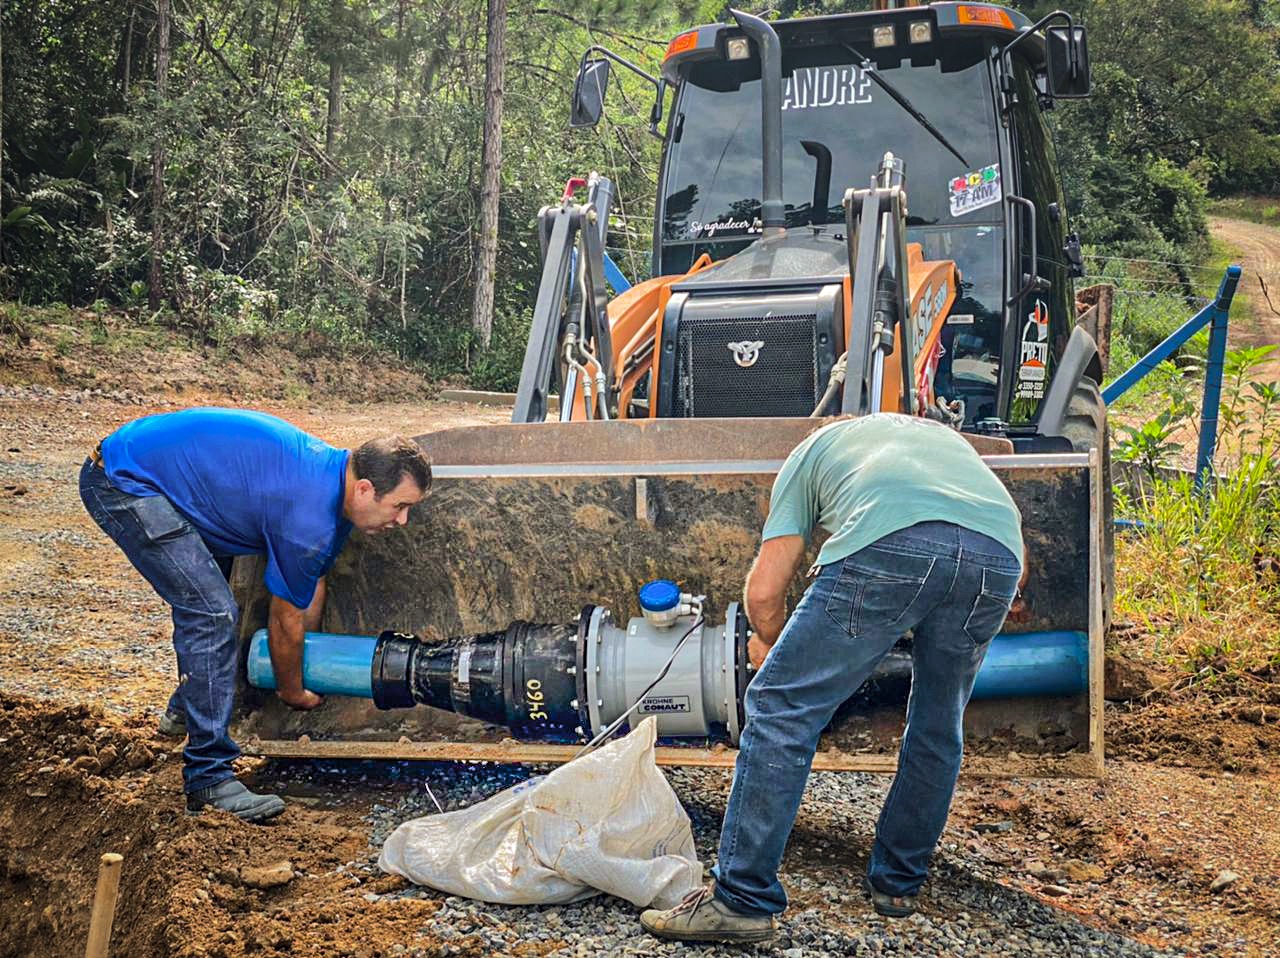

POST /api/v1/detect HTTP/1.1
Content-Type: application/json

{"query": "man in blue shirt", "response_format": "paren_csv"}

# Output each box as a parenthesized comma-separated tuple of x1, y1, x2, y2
(642, 415, 1027, 943)
(78, 408, 432, 822)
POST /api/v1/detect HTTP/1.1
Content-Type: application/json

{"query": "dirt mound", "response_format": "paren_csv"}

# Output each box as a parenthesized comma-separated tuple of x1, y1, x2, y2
(0, 693, 516, 958)
(0, 308, 440, 405)
(1107, 692, 1280, 772)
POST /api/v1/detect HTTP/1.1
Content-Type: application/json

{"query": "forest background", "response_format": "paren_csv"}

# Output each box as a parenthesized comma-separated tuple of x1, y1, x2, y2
(3, 0, 1279, 390)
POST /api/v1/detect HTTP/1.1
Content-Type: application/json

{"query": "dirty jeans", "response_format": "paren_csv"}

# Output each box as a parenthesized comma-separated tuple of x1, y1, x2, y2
(79, 459, 241, 793)
(713, 521, 1021, 914)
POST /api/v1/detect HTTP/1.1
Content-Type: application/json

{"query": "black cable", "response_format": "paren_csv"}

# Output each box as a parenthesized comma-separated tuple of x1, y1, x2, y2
(573, 615, 706, 759)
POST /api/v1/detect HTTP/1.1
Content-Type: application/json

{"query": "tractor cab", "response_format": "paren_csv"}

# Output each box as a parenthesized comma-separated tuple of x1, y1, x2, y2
(570, 2, 1093, 432)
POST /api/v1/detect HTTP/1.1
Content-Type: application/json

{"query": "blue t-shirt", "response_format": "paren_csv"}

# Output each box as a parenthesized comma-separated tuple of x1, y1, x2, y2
(101, 408, 353, 608)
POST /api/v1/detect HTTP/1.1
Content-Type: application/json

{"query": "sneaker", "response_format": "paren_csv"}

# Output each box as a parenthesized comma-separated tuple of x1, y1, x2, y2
(640, 884, 776, 944)
(157, 707, 187, 738)
(862, 876, 918, 918)
(186, 779, 286, 823)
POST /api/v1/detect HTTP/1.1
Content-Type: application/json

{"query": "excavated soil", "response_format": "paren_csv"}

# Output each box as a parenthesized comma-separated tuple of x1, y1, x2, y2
(0, 694, 563, 958)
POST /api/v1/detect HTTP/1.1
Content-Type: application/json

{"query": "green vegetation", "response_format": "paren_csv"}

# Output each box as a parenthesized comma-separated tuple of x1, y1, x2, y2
(1114, 346, 1280, 686)
(1, 0, 1278, 385)
(1209, 195, 1280, 227)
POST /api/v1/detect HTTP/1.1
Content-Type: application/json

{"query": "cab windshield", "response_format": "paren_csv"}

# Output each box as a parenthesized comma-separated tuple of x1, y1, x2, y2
(660, 37, 1007, 421)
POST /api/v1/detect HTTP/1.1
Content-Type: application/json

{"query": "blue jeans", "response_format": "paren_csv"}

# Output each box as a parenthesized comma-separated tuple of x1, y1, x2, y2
(79, 459, 242, 793)
(713, 521, 1021, 914)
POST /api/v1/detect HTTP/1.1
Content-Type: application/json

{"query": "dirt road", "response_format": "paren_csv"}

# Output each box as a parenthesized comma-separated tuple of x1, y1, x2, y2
(1208, 215, 1280, 352)
(0, 384, 1276, 957)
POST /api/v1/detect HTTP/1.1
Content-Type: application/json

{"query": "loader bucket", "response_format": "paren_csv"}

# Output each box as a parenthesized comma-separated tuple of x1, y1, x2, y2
(231, 418, 1103, 778)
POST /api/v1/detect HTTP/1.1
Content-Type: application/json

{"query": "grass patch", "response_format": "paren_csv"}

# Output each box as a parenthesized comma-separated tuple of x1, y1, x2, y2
(1115, 459, 1280, 688)
(1208, 193, 1280, 227)
(1113, 342, 1280, 691)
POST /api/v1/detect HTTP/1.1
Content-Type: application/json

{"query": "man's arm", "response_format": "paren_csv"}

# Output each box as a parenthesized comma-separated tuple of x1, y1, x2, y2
(268, 593, 323, 710)
(303, 576, 326, 632)
(743, 534, 807, 667)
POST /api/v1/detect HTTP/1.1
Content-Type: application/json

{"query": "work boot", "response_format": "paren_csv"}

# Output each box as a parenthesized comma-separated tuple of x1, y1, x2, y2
(862, 876, 918, 918)
(640, 884, 776, 944)
(157, 706, 187, 738)
(186, 779, 286, 823)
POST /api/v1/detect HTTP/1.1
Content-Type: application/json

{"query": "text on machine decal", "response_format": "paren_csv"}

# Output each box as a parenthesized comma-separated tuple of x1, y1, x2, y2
(783, 66, 873, 111)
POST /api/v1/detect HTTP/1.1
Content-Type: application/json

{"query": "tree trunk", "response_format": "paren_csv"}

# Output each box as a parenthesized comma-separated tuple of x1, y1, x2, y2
(375, 0, 407, 285)
(121, 3, 136, 102)
(469, 0, 507, 349)
(148, 0, 171, 314)
(324, 0, 343, 159)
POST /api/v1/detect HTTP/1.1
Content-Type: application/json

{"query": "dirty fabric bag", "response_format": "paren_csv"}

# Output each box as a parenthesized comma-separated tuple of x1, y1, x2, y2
(377, 717, 701, 907)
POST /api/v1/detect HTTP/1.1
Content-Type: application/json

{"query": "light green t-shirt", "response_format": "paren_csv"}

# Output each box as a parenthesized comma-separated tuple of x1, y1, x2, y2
(762, 414, 1024, 568)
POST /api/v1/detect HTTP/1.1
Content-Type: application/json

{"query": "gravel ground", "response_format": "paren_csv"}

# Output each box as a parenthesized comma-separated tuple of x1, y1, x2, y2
(256, 759, 1196, 958)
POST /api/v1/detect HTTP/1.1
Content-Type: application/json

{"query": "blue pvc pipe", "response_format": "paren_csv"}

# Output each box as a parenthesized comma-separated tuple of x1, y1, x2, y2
(970, 630, 1088, 699)
(246, 629, 378, 698)
(246, 628, 1089, 703)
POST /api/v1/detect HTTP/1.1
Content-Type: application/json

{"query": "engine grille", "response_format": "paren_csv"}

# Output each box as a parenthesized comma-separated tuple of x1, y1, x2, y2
(673, 314, 820, 418)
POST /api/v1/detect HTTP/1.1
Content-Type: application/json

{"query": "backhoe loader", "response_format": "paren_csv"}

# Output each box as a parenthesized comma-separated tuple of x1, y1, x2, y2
(232, 2, 1110, 778)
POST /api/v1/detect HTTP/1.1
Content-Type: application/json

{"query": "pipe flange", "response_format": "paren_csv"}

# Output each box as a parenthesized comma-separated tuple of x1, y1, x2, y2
(370, 630, 418, 710)
(574, 605, 595, 738)
(583, 605, 609, 739)
(734, 606, 751, 739)
(723, 603, 743, 745)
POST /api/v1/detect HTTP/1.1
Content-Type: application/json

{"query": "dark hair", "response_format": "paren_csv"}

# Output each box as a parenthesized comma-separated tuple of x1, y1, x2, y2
(352, 436, 432, 497)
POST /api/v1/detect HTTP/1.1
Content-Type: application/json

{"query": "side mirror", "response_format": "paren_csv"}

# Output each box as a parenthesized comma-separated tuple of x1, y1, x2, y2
(1045, 25, 1090, 98)
(1063, 231, 1085, 278)
(570, 59, 611, 128)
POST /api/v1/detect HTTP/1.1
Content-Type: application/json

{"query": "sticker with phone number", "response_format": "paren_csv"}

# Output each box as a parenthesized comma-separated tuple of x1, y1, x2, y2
(949, 163, 1001, 217)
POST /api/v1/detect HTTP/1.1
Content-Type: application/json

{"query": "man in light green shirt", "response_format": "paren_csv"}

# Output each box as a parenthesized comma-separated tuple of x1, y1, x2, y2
(642, 414, 1026, 944)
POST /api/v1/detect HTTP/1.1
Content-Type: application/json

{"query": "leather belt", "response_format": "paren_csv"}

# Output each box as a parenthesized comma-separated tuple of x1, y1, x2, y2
(90, 440, 105, 468)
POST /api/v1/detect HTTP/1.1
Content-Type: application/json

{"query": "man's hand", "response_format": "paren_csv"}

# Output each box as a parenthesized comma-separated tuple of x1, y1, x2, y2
(748, 635, 774, 669)
(1006, 592, 1030, 625)
(268, 592, 323, 711)
(278, 688, 324, 710)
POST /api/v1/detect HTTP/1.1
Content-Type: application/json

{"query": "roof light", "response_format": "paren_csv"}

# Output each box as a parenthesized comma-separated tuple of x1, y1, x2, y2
(909, 20, 932, 43)
(956, 5, 1015, 29)
(665, 30, 698, 61)
(726, 36, 751, 60)
(873, 24, 896, 48)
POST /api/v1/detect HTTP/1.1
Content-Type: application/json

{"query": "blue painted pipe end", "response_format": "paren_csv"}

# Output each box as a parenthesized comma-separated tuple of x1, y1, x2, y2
(971, 630, 1088, 699)
(246, 629, 379, 699)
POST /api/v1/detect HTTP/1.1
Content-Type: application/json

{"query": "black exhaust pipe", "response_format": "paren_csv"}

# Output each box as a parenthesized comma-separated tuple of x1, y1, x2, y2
(731, 9, 785, 236)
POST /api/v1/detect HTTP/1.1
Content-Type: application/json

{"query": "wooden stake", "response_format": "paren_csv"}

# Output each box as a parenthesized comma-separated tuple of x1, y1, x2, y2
(84, 853, 123, 958)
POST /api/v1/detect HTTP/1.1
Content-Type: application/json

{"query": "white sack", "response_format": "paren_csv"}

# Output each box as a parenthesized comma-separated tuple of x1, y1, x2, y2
(377, 717, 702, 908)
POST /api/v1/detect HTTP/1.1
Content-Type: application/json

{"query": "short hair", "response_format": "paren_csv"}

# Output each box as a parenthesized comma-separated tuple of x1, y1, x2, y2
(352, 436, 432, 497)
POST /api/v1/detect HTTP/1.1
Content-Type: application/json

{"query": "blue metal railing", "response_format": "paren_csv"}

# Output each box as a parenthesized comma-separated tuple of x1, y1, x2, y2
(1101, 265, 1241, 488)
(602, 251, 632, 293)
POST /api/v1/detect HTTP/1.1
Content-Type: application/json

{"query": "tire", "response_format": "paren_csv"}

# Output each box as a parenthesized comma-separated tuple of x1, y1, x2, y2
(1059, 376, 1115, 634)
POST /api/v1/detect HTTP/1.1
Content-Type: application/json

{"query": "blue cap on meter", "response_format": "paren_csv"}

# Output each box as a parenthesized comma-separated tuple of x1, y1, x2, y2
(638, 579, 680, 613)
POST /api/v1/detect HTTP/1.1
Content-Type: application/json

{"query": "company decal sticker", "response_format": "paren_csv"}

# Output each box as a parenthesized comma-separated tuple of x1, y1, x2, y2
(946, 313, 975, 325)
(948, 163, 1001, 217)
(638, 695, 692, 715)
(782, 66, 872, 111)
(688, 217, 761, 239)
(1016, 299, 1050, 400)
